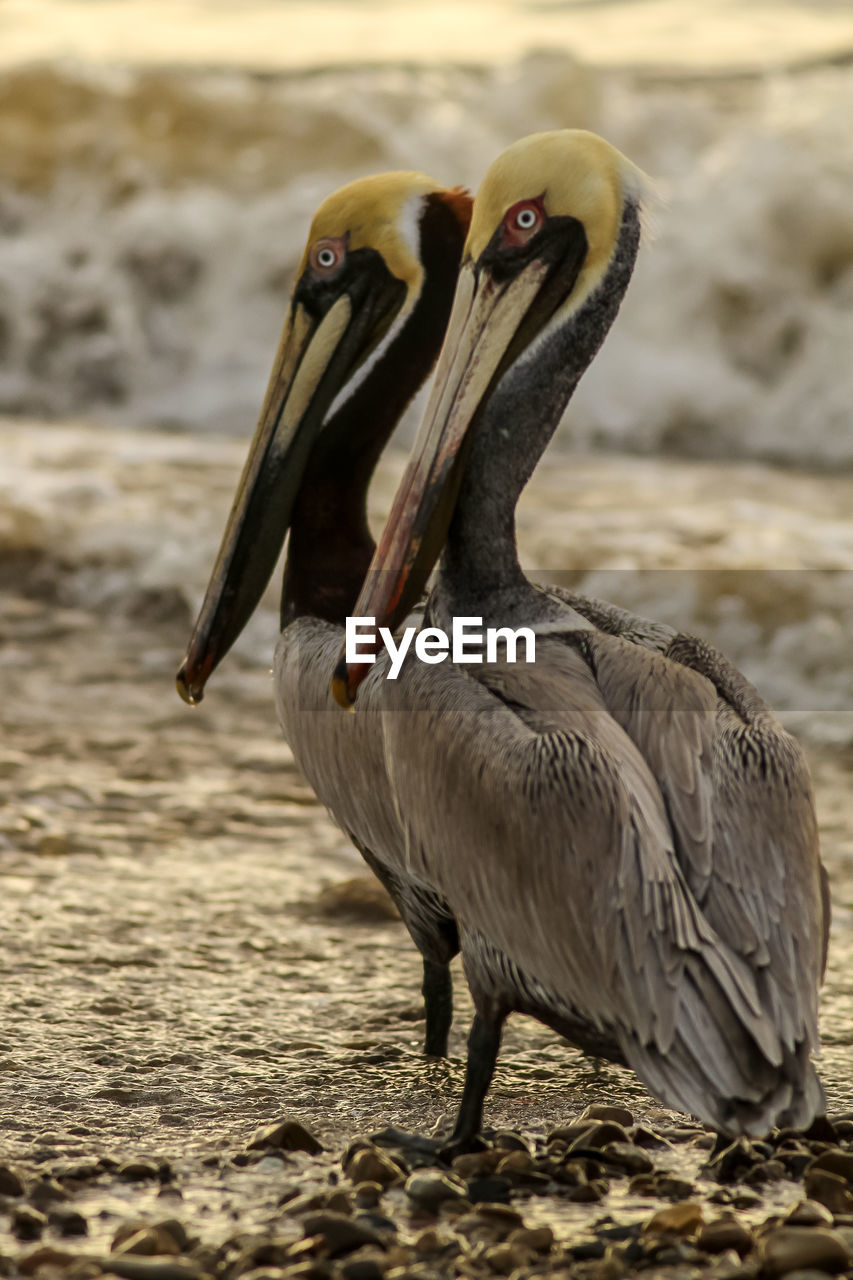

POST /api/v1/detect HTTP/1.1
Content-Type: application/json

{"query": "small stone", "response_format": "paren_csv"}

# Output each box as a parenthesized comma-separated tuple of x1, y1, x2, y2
(810, 1151, 853, 1184)
(570, 1120, 630, 1149)
(509, 1226, 554, 1253)
(492, 1130, 530, 1153)
(339, 1252, 387, 1280)
(29, 1177, 68, 1209)
(344, 1147, 405, 1188)
(708, 1138, 761, 1183)
(282, 1192, 328, 1216)
(601, 1142, 653, 1174)
(787, 1202, 836, 1228)
(55, 1157, 102, 1181)
(656, 1175, 697, 1201)
(761, 1227, 850, 1277)
(804, 1117, 839, 1143)
(326, 1190, 354, 1215)
(451, 1150, 503, 1178)
(631, 1125, 673, 1148)
(0, 1163, 25, 1196)
(697, 1217, 754, 1256)
(483, 1242, 529, 1274)
(115, 1226, 182, 1256)
(16, 1246, 77, 1276)
(412, 1228, 444, 1254)
(580, 1104, 635, 1127)
(118, 1159, 161, 1181)
(49, 1206, 88, 1236)
(12, 1205, 47, 1239)
(495, 1150, 534, 1175)
(156, 1220, 190, 1252)
(804, 1169, 853, 1215)
(744, 1159, 786, 1186)
(353, 1182, 383, 1209)
(564, 1180, 606, 1203)
(405, 1170, 467, 1212)
(312, 876, 400, 922)
(645, 1203, 705, 1236)
(570, 1238, 606, 1261)
(452, 1211, 515, 1244)
(248, 1117, 324, 1155)
(278, 1264, 332, 1280)
(302, 1211, 386, 1257)
(465, 1176, 512, 1204)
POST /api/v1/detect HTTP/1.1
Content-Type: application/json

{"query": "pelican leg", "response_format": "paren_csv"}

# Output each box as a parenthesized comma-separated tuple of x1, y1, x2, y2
(422, 958, 453, 1057)
(443, 1007, 506, 1155)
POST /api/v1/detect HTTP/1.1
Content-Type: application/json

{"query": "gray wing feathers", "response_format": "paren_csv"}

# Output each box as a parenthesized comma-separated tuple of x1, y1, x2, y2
(579, 628, 825, 1058)
(381, 640, 814, 1131)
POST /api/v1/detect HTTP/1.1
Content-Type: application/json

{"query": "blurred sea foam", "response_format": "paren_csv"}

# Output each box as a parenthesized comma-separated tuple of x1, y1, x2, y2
(0, 1, 852, 465)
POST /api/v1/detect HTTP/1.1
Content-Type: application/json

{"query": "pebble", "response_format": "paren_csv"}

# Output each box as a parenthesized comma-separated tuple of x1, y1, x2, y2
(48, 1205, 88, 1236)
(28, 1176, 67, 1208)
(16, 1245, 77, 1276)
(580, 1104, 635, 1127)
(509, 1225, 554, 1253)
(451, 1149, 504, 1178)
(95, 1259, 207, 1280)
(645, 1203, 705, 1236)
(563, 1180, 607, 1203)
(571, 1120, 631, 1149)
(810, 1150, 853, 1184)
(405, 1170, 467, 1212)
(601, 1142, 654, 1174)
(114, 1226, 183, 1256)
(453, 1207, 524, 1243)
(787, 1201, 836, 1228)
(248, 1117, 324, 1155)
(343, 1146, 406, 1188)
(354, 1181, 384, 1209)
(482, 1241, 531, 1274)
(12, 1204, 47, 1239)
(301, 1211, 386, 1257)
(761, 1227, 850, 1277)
(492, 1129, 530, 1153)
(804, 1169, 853, 1215)
(697, 1216, 754, 1256)
(465, 1175, 512, 1203)
(118, 1159, 162, 1181)
(339, 1255, 387, 1280)
(0, 1163, 25, 1196)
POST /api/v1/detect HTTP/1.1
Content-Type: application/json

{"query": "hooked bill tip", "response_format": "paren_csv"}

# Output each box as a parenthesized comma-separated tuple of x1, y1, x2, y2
(176, 663, 204, 707)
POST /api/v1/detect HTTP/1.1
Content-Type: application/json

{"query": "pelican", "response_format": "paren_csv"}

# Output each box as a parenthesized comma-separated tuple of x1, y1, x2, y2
(176, 173, 472, 1055)
(333, 131, 829, 1142)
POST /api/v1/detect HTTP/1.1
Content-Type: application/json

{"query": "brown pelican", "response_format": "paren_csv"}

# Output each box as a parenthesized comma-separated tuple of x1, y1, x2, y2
(333, 131, 829, 1142)
(176, 172, 472, 1055)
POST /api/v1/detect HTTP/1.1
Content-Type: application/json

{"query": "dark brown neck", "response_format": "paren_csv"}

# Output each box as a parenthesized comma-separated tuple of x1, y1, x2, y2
(281, 190, 469, 627)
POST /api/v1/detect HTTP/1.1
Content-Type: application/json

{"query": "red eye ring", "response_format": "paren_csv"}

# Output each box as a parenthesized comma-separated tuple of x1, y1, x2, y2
(501, 197, 546, 248)
(309, 236, 346, 275)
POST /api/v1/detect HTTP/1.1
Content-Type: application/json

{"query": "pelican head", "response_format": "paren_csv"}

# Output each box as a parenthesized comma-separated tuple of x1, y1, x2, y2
(333, 130, 648, 707)
(176, 172, 471, 705)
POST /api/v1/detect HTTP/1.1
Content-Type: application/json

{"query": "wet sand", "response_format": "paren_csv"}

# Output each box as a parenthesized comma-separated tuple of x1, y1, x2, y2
(1, 421, 853, 1271)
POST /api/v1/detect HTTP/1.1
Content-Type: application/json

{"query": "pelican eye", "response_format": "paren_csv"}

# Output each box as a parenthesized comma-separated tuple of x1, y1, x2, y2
(500, 199, 546, 248)
(309, 237, 346, 276)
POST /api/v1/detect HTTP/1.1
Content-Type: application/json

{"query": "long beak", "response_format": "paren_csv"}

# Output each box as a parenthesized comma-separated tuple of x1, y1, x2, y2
(331, 256, 550, 708)
(177, 295, 352, 705)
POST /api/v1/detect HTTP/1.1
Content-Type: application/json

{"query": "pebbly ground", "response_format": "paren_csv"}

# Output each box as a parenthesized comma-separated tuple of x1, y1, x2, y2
(2, 420, 853, 1277)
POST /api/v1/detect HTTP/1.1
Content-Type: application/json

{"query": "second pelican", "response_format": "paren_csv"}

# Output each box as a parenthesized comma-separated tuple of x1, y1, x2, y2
(177, 173, 471, 1055)
(335, 131, 829, 1142)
